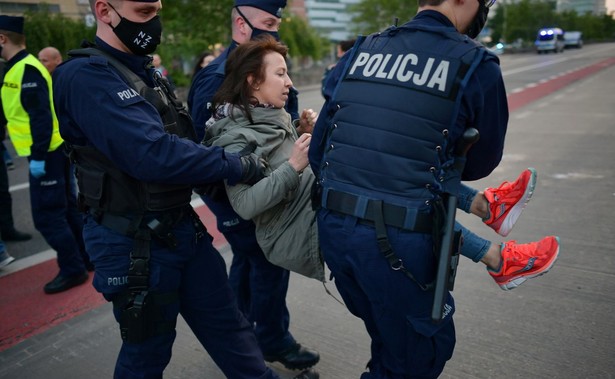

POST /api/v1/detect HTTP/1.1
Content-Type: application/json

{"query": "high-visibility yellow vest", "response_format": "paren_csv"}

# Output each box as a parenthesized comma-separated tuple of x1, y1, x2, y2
(1, 53, 63, 157)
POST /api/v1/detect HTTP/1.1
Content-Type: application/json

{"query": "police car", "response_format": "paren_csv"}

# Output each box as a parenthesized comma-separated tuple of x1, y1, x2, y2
(535, 28, 565, 54)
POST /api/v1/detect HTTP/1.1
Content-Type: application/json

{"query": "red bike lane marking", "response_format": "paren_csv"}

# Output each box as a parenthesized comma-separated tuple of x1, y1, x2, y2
(0, 261, 100, 352)
(507, 57, 615, 112)
(2, 56, 614, 353)
(0, 205, 225, 352)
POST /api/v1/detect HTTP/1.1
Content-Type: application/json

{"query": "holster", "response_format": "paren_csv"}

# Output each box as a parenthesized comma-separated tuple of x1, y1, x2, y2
(100, 208, 193, 343)
(114, 289, 178, 344)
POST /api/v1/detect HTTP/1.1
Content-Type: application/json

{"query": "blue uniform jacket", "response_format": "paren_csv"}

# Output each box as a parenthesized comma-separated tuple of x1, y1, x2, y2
(1, 50, 55, 161)
(187, 42, 237, 142)
(53, 38, 243, 186)
(310, 11, 508, 182)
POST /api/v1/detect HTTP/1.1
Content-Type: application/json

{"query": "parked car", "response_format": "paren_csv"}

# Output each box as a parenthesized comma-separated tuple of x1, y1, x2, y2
(564, 31, 583, 48)
(535, 28, 565, 53)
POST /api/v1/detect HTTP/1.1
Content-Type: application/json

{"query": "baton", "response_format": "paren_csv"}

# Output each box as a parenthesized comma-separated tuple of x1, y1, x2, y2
(431, 127, 480, 323)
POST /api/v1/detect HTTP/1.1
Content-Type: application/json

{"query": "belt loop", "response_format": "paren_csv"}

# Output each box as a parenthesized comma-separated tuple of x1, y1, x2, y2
(355, 197, 369, 219)
(321, 186, 330, 208)
(403, 207, 418, 230)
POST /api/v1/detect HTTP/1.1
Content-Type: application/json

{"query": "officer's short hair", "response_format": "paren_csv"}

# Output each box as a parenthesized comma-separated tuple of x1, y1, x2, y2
(0, 30, 25, 45)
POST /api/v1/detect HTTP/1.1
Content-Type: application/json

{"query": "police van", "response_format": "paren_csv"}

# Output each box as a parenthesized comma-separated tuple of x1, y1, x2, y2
(535, 28, 565, 54)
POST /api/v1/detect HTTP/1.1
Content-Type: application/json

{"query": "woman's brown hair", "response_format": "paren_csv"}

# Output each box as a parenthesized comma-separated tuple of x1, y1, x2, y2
(212, 34, 288, 124)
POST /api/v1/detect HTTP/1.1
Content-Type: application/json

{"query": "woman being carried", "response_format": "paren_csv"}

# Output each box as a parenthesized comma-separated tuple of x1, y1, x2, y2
(205, 35, 559, 290)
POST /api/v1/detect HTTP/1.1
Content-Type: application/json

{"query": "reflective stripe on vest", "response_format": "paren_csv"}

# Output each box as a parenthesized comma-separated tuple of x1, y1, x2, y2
(1, 54, 63, 157)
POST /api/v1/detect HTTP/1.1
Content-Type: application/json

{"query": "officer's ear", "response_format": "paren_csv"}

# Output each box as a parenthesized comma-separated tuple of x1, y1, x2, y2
(95, 0, 114, 24)
(234, 13, 251, 38)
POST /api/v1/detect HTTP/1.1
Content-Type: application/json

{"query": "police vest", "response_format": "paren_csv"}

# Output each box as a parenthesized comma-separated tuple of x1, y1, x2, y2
(320, 23, 487, 219)
(67, 47, 197, 214)
(1, 54, 63, 157)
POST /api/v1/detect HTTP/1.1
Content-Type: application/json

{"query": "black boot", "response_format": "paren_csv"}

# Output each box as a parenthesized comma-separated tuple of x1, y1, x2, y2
(264, 343, 320, 370)
(1, 228, 32, 241)
(44, 271, 89, 294)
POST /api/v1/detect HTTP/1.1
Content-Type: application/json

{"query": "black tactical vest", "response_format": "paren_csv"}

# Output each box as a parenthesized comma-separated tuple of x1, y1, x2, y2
(320, 23, 487, 215)
(67, 47, 197, 213)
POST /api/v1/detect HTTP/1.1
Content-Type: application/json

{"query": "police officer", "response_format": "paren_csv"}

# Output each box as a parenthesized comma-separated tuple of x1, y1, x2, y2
(188, 1, 320, 376)
(310, 0, 504, 377)
(0, 15, 90, 293)
(53, 1, 285, 377)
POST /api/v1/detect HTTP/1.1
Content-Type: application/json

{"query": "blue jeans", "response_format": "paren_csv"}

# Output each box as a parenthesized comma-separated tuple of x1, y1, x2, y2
(456, 184, 492, 263)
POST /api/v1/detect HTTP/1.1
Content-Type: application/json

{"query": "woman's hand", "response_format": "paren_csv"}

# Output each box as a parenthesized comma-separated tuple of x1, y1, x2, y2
(296, 108, 318, 135)
(288, 133, 311, 173)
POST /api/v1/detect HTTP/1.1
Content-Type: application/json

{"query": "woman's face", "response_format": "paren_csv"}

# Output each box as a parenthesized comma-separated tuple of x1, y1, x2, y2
(252, 51, 292, 109)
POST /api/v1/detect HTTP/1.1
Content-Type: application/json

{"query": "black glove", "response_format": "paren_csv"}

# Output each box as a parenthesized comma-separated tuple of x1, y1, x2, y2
(238, 142, 266, 185)
(193, 181, 228, 202)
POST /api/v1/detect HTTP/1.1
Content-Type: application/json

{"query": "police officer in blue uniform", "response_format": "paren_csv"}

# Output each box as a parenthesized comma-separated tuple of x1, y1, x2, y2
(52, 1, 285, 378)
(310, 0, 504, 377)
(188, 1, 320, 376)
(0, 15, 90, 293)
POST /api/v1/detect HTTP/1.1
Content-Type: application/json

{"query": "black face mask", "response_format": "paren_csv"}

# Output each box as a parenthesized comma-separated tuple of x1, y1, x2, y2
(235, 6, 280, 42)
(466, 1, 489, 39)
(108, 3, 162, 55)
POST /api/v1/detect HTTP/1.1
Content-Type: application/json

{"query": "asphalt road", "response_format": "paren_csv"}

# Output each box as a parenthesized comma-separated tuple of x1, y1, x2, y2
(1, 42, 615, 378)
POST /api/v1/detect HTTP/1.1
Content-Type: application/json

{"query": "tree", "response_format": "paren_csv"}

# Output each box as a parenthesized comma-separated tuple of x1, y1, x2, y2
(349, 0, 418, 36)
(279, 13, 329, 64)
(158, 0, 233, 65)
(158, 2, 328, 86)
(24, 5, 95, 59)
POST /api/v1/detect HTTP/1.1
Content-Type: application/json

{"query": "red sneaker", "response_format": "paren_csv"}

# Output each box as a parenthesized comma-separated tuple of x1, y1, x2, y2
(484, 168, 537, 237)
(489, 236, 560, 290)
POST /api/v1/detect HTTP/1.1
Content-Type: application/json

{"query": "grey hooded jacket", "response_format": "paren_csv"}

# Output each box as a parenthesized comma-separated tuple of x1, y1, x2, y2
(205, 105, 324, 281)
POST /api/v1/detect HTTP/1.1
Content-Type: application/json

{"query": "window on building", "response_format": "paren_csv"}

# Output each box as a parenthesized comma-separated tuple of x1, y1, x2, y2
(0, 3, 60, 13)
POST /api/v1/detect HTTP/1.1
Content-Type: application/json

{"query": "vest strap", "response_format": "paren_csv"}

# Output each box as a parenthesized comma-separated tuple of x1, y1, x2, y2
(372, 200, 433, 291)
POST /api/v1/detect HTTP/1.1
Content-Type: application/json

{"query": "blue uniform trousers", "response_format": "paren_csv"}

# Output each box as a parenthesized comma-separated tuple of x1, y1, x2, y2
(203, 194, 296, 355)
(29, 147, 87, 276)
(83, 213, 279, 379)
(317, 209, 456, 379)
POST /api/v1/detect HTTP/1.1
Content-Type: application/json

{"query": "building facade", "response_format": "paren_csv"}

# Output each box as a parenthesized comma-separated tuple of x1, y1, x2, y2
(301, 0, 360, 42)
(556, 0, 607, 15)
(0, 0, 90, 20)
